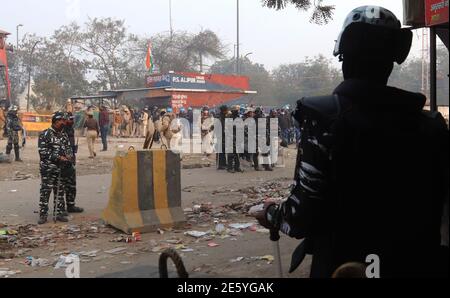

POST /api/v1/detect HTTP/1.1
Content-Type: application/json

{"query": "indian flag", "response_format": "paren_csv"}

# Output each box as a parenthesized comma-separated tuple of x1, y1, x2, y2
(145, 42, 154, 72)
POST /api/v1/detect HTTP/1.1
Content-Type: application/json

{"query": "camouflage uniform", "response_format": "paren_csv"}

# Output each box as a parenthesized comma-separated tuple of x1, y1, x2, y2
(5, 110, 22, 161)
(62, 118, 77, 209)
(38, 126, 74, 218)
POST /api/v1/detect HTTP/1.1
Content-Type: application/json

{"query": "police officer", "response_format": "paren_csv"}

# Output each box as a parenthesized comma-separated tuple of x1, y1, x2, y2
(226, 105, 243, 173)
(61, 112, 84, 215)
(37, 112, 73, 224)
(201, 107, 215, 156)
(216, 105, 229, 170)
(254, 107, 273, 172)
(4, 105, 23, 162)
(255, 6, 449, 277)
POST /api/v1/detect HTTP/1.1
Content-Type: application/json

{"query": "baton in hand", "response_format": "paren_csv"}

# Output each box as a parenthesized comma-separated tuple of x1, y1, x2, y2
(270, 229, 283, 278)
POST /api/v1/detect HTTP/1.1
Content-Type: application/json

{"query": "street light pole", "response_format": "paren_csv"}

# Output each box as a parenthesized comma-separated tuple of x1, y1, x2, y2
(16, 24, 23, 49)
(236, 0, 240, 75)
(27, 40, 40, 112)
(242, 52, 253, 73)
(169, 0, 173, 40)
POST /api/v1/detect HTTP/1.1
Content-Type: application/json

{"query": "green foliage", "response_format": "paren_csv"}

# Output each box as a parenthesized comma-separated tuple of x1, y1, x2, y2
(390, 45, 449, 106)
(210, 57, 275, 105)
(271, 54, 342, 105)
(151, 30, 225, 73)
(7, 14, 448, 111)
(262, 0, 335, 24)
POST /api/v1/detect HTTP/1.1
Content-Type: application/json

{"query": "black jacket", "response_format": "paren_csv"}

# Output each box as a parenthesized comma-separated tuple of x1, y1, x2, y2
(276, 79, 449, 278)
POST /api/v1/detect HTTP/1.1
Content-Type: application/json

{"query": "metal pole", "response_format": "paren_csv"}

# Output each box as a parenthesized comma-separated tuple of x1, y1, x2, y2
(429, 26, 437, 112)
(270, 230, 283, 278)
(169, 0, 173, 39)
(236, 0, 240, 75)
(27, 41, 39, 112)
(16, 24, 23, 49)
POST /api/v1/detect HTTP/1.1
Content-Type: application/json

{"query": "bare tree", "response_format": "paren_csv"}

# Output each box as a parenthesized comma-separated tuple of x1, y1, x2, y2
(79, 18, 137, 90)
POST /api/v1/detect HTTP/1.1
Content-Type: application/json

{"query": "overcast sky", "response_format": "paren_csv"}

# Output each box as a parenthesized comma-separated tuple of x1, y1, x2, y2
(2, 0, 431, 70)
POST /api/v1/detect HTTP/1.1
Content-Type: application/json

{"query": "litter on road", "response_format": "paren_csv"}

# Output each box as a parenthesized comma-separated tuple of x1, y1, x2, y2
(185, 231, 209, 238)
(54, 254, 79, 269)
(104, 247, 127, 254)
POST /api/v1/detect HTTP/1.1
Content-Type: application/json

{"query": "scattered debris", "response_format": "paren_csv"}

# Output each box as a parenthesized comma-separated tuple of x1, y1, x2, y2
(207, 242, 220, 248)
(0, 270, 20, 278)
(185, 231, 209, 238)
(181, 248, 194, 253)
(132, 232, 142, 242)
(230, 257, 245, 263)
(79, 250, 99, 258)
(104, 247, 127, 255)
(152, 245, 170, 253)
(228, 223, 254, 230)
(25, 257, 50, 267)
(165, 239, 183, 245)
(12, 172, 34, 181)
(215, 224, 226, 234)
(251, 255, 275, 264)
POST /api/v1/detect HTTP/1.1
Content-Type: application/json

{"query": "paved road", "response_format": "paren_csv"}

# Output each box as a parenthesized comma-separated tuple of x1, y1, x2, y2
(1, 149, 313, 278)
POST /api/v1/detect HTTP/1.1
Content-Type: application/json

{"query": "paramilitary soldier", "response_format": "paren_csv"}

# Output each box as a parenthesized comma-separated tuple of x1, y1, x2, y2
(37, 112, 74, 224)
(255, 6, 449, 278)
(4, 105, 23, 162)
(61, 112, 84, 216)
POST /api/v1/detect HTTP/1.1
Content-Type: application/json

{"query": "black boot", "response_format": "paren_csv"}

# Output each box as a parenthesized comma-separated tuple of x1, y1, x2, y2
(55, 215, 69, 223)
(67, 206, 84, 213)
(264, 165, 274, 171)
(14, 146, 22, 162)
(38, 215, 48, 225)
(5, 144, 12, 155)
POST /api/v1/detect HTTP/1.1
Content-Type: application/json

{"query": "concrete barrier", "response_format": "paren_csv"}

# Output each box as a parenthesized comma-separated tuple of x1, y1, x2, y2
(102, 150, 186, 234)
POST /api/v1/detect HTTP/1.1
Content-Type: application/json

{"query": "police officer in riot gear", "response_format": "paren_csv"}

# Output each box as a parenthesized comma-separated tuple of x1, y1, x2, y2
(255, 6, 449, 278)
(4, 105, 23, 162)
(217, 105, 229, 170)
(226, 105, 244, 173)
(37, 112, 73, 224)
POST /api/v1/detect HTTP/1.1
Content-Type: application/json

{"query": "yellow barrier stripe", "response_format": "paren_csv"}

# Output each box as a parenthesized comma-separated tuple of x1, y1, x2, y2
(122, 151, 144, 229)
(153, 150, 174, 225)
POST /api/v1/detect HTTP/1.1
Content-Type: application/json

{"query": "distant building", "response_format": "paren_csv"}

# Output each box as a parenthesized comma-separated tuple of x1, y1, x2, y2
(72, 72, 257, 111)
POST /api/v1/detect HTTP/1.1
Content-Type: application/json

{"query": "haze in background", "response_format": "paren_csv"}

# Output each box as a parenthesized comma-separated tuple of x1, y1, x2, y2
(3, 0, 431, 70)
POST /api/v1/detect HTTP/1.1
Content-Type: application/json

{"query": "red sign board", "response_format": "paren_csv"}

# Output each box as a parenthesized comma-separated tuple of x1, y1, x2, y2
(425, 0, 449, 26)
(0, 31, 12, 99)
